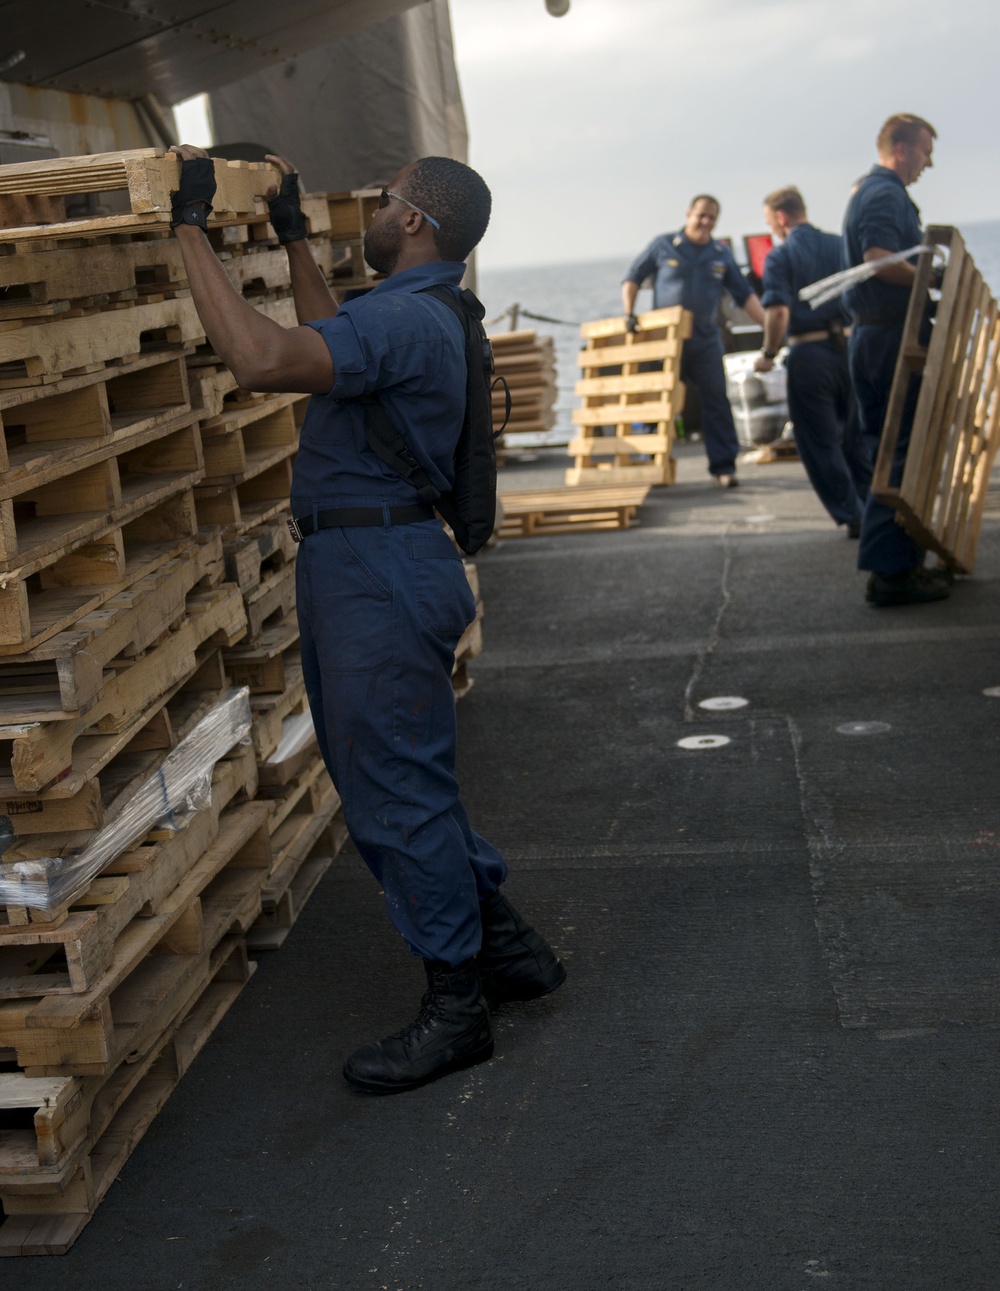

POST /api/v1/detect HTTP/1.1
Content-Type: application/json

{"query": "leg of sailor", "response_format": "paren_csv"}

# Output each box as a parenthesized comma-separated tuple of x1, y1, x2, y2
(296, 515, 508, 965)
(785, 340, 866, 526)
(849, 325, 926, 574)
(681, 335, 741, 478)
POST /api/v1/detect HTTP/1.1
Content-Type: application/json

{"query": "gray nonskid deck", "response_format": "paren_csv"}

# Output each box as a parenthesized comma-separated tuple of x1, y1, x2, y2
(13, 442, 999, 1289)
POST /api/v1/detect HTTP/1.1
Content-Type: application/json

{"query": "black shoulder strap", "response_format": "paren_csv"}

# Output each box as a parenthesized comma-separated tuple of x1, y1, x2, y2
(359, 392, 442, 504)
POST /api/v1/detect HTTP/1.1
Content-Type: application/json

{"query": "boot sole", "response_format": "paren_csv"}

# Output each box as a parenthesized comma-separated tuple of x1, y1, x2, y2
(343, 1036, 495, 1095)
(484, 961, 567, 1007)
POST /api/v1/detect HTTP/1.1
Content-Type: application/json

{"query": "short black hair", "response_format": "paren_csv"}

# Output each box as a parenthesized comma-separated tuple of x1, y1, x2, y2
(404, 157, 492, 262)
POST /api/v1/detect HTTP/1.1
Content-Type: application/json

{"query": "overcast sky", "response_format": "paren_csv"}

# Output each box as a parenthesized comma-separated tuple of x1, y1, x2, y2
(448, 0, 1000, 270)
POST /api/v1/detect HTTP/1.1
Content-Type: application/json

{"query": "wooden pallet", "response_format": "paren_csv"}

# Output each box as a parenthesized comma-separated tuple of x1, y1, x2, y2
(0, 932, 255, 1256)
(489, 330, 558, 438)
(0, 647, 232, 839)
(0, 486, 206, 655)
(0, 295, 205, 389)
(0, 150, 280, 241)
(566, 306, 692, 487)
(0, 536, 223, 720)
(250, 660, 308, 764)
(0, 794, 269, 1075)
(221, 516, 297, 599)
(0, 584, 246, 793)
(0, 745, 261, 999)
(194, 454, 295, 534)
(497, 484, 650, 537)
(246, 824, 348, 953)
(224, 611, 299, 695)
(199, 392, 304, 486)
(0, 235, 189, 316)
(322, 188, 381, 243)
(872, 225, 1000, 573)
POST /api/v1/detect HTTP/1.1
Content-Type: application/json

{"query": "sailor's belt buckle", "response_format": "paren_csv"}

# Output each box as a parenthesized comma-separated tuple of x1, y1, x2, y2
(287, 515, 304, 544)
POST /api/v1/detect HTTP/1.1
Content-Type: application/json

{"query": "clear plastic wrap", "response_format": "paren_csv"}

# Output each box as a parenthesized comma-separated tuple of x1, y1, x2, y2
(0, 687, 253, 914)
(266, 710, 316, 766)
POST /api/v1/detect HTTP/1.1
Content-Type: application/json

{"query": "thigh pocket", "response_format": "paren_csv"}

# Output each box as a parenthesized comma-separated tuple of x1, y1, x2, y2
(307, 529, 392, 674)
(407, 529, 477, 645)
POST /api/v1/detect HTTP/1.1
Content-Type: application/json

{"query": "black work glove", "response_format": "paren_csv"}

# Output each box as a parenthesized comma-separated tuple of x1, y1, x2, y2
(624, 312, 639, 334)
(170, 158, 216, 232)
(267, 172, 309, 245)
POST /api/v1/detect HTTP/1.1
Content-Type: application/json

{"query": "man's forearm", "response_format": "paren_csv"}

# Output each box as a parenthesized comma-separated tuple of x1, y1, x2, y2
(622, 281, 640, 315)
(763, 305, 788, 355)
(864, 247, 918, 287)
(286, 239, 338, 324)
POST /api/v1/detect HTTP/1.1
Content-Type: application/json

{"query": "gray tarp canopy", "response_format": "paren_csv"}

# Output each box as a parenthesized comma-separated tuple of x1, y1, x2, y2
(0, 0, 430, 106)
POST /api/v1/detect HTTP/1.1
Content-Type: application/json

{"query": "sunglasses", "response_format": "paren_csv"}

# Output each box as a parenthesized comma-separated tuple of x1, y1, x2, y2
(378, 187, 440, 230)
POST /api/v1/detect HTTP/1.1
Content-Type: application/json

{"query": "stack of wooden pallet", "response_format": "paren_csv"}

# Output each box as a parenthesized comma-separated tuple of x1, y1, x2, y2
(566, 305, 692, 487)
(489, 329, 558, 445)
(873, 224, 1000, 573)
(0, 149, 489, 1255)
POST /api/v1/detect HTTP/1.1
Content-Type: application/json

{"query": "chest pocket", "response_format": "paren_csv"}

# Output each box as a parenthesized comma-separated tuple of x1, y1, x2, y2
(711, 261, 726, 278)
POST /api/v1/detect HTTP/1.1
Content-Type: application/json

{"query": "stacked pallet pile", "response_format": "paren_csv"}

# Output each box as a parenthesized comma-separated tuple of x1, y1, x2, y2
(488, 329, 557, 448)
(873, 224, 1000, 573)
(0, 151, 483, 1254)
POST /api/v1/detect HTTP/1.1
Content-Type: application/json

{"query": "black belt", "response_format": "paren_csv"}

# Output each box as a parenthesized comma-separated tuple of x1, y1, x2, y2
(287, 504, 435, 543)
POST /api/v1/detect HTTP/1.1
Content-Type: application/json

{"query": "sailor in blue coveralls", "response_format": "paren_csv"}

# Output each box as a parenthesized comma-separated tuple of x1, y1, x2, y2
(755, 186, 871, 534)
(168, 146, 565, 1094)
(622, 195, 766, 486)
(842, 113, 950, 606)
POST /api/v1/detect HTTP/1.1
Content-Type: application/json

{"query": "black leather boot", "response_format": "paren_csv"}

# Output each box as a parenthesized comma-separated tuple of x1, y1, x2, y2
(343, 960, 493, 1094)
(477, 889, 567, 1007)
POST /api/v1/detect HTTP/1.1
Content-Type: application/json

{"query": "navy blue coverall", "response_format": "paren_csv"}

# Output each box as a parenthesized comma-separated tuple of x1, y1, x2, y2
(761, 223, 871, 527)
(843, 166, 927, 574)
(624, 232, 752, 477)
(292, 260, 507, 966)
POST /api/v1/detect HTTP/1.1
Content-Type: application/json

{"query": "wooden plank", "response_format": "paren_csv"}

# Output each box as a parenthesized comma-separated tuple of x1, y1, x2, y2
(872, 226, 1000, 572)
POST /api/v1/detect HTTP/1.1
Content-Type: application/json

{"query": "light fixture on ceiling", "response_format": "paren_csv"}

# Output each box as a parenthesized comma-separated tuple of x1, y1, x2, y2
(545, 0, 571, 15)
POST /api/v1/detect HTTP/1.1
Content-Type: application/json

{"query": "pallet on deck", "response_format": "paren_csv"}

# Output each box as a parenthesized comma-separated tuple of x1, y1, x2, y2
(566, 306, 692, 487)
(0, 931, 255, 1257)
(872, 224, 1000, 573)
(497, 484, 650, 537)
(224, 612, 299, 695)
(0, 584, 246, 793)
(0, 535, 223, 720)
(0, 783, 268, 1075)
(0, 483, 208, 656)
(245, 825, 348, 953)
(198, 393, 304, 487)
(489, 330, 558, 442)
(0, 235, 192, 317)
(0, 648, 232, 841)
(0, 150, 280, 241)
(0, 742, 260, 998)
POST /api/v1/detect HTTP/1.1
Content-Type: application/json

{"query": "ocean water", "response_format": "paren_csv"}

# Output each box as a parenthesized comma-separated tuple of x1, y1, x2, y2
(478, 219, 1000, 446)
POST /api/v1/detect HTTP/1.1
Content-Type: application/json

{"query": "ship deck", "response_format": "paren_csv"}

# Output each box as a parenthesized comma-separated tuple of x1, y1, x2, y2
(14, 441, 1000, 1288)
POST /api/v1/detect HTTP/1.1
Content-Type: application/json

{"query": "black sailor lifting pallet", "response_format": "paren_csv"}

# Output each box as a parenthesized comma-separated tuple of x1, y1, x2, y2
(566, 306, 692, 487)
(872, 225, 1000, 573)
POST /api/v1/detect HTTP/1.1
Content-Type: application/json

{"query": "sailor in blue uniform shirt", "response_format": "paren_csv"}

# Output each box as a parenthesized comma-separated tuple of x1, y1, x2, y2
(755, 186, 870, 534)
(842, 112, 949, 606)
(622, 195, 765, 486)
(168, 146, 564, 1094)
